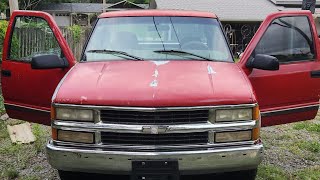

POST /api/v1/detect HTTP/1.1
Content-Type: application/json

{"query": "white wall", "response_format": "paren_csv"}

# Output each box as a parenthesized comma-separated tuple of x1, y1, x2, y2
(53, 13, 71, 27)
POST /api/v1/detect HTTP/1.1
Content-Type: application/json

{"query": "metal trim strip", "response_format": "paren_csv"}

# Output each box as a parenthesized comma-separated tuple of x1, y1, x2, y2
(52, 140, 256, 151)
(52, 103, 257, 112)
(261, 104, 319, 117)
(4, 103, 50, 113)
(52, 120, 258, 134)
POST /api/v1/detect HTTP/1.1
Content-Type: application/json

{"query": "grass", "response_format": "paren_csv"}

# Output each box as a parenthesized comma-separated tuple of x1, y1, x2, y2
(0, 95, 53, 179)
(293, 122, 320, 133)
(1, 168, 19, 179)
(297, 141, 320, 153)
(0, 119, 52, 179)
(0, 95, 6, 114)
(257, 165, 320, 180)
(257, 165, 288, 180)
(20, 176, 40, 180)
(257, 117, 320, 180)
(293, 166, 320, 180)
(32, 124, 49, 153)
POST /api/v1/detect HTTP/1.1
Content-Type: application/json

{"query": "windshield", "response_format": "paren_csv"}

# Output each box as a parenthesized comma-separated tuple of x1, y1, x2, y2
(83, 16, 233, 62)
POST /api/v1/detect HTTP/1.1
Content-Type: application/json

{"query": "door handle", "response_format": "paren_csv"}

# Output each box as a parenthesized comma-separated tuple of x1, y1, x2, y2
(311, 70, 320, 78)
(1, 70, 11, 77)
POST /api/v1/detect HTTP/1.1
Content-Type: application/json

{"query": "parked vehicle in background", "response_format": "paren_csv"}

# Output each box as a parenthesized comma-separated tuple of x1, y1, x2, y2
(1, 9, 320, 180)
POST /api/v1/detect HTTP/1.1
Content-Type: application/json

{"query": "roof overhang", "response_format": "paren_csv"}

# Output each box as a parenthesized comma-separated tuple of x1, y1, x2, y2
(270, 0, 320, 5)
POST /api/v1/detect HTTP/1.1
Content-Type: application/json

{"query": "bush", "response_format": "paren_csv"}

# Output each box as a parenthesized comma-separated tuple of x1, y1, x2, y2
(0, 20, 8, 57)
(68, 24, 84, 43)
(0, 20, 19, 60)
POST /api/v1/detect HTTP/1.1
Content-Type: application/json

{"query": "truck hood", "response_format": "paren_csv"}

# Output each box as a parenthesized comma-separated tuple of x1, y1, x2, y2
(53, 61, 254, 106)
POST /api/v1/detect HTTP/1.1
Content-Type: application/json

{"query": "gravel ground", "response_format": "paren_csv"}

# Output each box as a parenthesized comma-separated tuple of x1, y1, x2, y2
(262, 126, 317, 171)
(1, 115, 319, 180)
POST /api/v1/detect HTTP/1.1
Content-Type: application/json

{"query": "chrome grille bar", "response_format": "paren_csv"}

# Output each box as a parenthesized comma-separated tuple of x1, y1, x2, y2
(101, 132, 208, 145)
(100, 109, 209, 125)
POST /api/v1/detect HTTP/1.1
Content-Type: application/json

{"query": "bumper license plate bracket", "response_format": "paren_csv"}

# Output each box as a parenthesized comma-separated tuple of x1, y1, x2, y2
(131, 160, 179, 180)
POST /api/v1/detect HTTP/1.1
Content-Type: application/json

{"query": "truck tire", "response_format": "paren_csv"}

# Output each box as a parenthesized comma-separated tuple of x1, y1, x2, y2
(58, 171, 102, 180)
(58, 171, 81, 180)
(229, 168, 258, 180)
(58, 171, 123, 180)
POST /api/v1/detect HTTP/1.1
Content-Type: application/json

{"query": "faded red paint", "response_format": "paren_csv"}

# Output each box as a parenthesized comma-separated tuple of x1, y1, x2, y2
(1, 11, 76, 125)
(54, 61, 254, 106)
(1, 10, 320, 127)
(238, 11, 320, 126)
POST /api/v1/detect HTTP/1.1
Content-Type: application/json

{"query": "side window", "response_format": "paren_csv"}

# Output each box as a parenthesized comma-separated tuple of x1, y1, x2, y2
(254, 16, 315, 63)
(9, 16, 62, 62)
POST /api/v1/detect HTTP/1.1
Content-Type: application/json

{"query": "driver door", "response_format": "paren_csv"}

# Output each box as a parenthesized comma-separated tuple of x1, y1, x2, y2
(239, 11, 320, 126)
(1, 11, 76, 125)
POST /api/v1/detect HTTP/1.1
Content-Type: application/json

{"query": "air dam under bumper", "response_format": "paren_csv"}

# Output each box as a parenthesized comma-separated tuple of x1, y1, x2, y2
(46, 141, 263, 175)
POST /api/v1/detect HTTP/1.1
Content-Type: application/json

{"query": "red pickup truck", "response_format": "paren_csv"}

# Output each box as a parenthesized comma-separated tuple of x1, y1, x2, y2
(1, 9, 320, 180)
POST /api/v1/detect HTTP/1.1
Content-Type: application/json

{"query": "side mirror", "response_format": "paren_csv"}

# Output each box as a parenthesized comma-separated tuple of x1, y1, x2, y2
(246, 54, 279, 71)
(31, 54, 69, 69)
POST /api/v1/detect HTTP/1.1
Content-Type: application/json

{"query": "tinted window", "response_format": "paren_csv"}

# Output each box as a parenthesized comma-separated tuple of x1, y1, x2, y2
(84, 17, 232, 62)
(254, 16, 314, 63)
(9, 16, 62, 62)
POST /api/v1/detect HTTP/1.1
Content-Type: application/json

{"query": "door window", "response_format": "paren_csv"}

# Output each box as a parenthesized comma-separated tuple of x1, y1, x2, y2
(8, 16, 62, 62)
(254, 16, 315, 63)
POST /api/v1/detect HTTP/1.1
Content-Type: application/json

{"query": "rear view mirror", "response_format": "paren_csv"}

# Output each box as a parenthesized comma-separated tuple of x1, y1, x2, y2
(246, 54, 279, 71)
(31, 54, 69, 69)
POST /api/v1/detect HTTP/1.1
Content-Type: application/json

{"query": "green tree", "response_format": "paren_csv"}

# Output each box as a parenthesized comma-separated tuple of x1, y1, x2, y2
(19, 0, 149, 10)
(0, 0, 8, 13)
(39, 0, 150, 4)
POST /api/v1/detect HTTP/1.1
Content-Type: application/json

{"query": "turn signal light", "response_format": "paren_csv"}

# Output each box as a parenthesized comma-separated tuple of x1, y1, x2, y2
(57, 130, 94, 144)
(253, 105, 260, 120)
(252, 105, 261, 141)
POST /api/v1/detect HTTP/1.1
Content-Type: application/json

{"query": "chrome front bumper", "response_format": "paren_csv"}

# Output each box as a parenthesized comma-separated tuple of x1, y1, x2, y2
(46, 141, 263, 175)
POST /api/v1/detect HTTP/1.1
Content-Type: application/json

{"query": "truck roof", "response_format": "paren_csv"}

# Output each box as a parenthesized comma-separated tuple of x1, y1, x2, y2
(99, 10, 217, 19)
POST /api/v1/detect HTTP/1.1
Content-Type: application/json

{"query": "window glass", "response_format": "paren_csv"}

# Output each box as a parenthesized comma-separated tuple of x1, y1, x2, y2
(254, 16, 314, 63)
(9, 16, 62, 62)
(84, 17, 232, 62)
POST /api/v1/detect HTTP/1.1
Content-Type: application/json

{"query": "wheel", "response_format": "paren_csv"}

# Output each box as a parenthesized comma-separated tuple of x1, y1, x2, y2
(228, 168, 258, 180)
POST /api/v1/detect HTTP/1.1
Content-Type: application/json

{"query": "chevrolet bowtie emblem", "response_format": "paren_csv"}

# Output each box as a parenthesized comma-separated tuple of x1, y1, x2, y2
(142, 126, 169, 134)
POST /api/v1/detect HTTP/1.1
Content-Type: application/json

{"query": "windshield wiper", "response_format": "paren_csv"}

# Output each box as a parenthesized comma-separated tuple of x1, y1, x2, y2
(87, 49, 144, 61)
(154, 50, 213, 61)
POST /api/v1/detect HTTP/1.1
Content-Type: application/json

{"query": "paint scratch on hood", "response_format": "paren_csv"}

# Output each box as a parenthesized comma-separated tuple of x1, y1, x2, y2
(150, 80, 158, 87)
(96, 63, 109, 87)
(153, 69, 159, 77)
(207, 65, 216, 74)
(80, 96, 87, 104)
(152, 61, 169, 66)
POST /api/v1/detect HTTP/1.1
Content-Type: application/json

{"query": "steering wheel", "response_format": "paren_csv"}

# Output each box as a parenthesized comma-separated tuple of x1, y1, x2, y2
(181, 41, 209, 50)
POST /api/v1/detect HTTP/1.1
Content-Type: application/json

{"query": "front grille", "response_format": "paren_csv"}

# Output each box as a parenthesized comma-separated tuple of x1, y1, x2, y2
(101, 132, 208, 145)
(100, 109, 208, 125)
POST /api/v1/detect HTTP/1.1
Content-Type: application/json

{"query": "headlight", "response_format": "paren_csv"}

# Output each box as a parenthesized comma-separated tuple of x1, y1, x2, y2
(209, 108, 253, 123)
(55, 108, 94, 122)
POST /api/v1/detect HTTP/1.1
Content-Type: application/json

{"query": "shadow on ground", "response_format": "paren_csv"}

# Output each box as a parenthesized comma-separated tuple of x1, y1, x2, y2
(57, 173, 246, 180)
